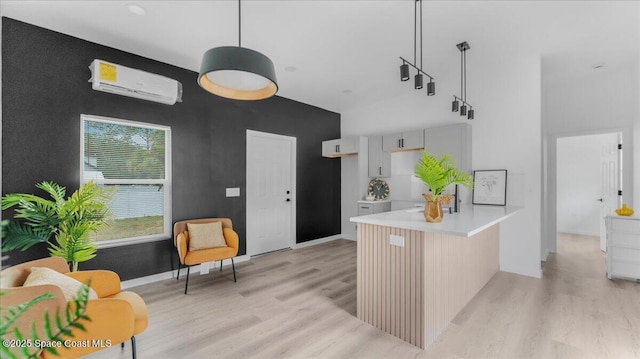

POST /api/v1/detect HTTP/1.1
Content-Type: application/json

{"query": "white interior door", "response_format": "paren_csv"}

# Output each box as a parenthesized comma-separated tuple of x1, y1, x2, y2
(600, 133, 622, 252)
(247, 130, 296, 256)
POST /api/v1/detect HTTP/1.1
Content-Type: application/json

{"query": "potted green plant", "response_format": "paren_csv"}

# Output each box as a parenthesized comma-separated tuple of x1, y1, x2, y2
(414, 151, 473, 222)
(1, 181, 112, 271)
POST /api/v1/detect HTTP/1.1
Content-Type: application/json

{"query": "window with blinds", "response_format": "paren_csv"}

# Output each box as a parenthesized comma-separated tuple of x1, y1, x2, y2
(81, 115, 171, 246)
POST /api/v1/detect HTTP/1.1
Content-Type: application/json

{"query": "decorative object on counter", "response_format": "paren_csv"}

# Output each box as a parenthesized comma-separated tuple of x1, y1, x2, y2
(452, 41, 475, 120)
(368, 178, 390, 200)
(365, 193, 376, 201)
(398, 0, 435, 96)
(414, 150, 473, 222)
(615, 203, 634, 216)
(198, 0, 278, 100)
(472, 170, 507, 206)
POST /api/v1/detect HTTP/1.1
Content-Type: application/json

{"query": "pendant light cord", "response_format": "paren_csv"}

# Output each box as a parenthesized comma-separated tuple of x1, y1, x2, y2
(420, 0, 423, 70)
(463, 49, 467, 101)
(238, 0, 242, 47)
(460, 48, 463, 102)
(413, 0, 416, 65)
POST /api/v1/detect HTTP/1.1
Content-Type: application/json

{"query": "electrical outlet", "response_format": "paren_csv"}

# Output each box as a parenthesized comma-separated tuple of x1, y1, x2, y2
(226, 188, 240, 197)
(390, 234, 405, 247)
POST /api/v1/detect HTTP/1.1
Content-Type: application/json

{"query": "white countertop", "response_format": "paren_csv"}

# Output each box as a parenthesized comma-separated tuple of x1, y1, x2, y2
(357, 199, 391, 204)
(350, 204, 522, 237)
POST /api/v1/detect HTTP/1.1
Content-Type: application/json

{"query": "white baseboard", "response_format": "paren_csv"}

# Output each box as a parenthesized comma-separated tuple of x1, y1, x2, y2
(292, 234, 342, 249)
(121, 254, 250, 289)
(121, 234, 346, 289)
(342, 234, 356, 241)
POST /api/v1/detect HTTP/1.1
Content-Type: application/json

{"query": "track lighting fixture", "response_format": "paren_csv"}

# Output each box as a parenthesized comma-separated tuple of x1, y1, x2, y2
(398, 0, 435, 95)
(452, 41, 474, 119)
(400, 62, 410, 81)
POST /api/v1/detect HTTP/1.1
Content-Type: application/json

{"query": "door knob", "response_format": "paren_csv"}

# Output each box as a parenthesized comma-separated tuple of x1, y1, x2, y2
(286, 198, 291, 202)
(597, 198, 603, 202)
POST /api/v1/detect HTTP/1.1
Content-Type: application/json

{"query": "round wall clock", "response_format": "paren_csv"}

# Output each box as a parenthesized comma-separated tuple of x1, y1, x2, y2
(368, 178, 390, 200)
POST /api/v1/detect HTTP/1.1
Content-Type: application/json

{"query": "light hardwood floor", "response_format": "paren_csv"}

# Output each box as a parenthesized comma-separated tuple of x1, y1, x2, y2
(87, 234, 639, 359)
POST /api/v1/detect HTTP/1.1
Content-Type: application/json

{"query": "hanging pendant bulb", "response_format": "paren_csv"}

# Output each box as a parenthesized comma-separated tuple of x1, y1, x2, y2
(415, 74, 423, 89)
(467, 109, 474, 120)
(400, 63, 410, 81)
(427, 80, 435, 96)
(460, 105, 467, 116)
(452, 99, 459, 112)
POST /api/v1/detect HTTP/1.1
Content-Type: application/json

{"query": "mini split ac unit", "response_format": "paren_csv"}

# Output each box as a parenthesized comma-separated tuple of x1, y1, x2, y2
(89, 59, 183, 105)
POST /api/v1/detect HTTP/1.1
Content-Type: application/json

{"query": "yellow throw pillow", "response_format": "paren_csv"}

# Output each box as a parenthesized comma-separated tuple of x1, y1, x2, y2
(23, 267, 98, 301)
(187, 221, 227, 251)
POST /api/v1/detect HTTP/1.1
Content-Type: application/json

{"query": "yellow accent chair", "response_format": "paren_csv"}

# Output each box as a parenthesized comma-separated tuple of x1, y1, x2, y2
(173, 218, 239, 294)
(0, 257, 148, 359)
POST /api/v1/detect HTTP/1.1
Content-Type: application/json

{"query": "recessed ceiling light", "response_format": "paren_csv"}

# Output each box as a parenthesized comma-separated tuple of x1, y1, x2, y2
(127, 4, 146, 16)
(284, 66, 297, 72)
(342, 89, 353, 94)
(592, 62, 605, 70)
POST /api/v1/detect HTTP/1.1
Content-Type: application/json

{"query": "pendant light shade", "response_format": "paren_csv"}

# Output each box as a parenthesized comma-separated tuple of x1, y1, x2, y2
(198, 46, 278, 100)
(198, 0, 278, 100)
(427, 80, 435, 96)
(415, 74, 423, 89)
(460, 105, 467, 116)
(467, 109, 474, 120)
(400, 63, 410, 81)
(452, 99, 459, 112)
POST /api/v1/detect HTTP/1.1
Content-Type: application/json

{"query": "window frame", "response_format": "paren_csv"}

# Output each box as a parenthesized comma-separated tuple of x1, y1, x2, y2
(80, 114, 172, 248)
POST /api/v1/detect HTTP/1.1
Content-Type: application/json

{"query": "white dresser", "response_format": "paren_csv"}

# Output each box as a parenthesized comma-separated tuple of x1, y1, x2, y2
(606, 216, 640, 280)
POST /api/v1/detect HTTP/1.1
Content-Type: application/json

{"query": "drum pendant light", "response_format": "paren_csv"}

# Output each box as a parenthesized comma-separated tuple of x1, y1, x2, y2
(198, 0, 278, 100)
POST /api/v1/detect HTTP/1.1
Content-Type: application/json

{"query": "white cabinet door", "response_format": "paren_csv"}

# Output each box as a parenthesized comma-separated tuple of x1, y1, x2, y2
(322, 139, 340, 157)
(382, 133, 402, 152)
(423, 124, 471, 172)
(368, 136, 390, 178)
(322, 137, 358, 158)
(382, 130, 424, 152)
(401, 129, 424, 151)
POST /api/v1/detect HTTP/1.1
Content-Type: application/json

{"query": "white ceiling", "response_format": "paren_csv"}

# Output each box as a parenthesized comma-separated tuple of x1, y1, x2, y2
(2, 0, 639, 112)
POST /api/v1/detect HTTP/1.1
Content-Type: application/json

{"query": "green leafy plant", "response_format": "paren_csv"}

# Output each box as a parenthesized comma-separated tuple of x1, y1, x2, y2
(2, 181, 112, 271)
(0, 283, 92, 359)
(414, 150, 473, 197)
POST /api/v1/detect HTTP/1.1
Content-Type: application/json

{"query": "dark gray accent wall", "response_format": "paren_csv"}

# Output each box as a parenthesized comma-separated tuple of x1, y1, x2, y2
(1, 18, 341, 280)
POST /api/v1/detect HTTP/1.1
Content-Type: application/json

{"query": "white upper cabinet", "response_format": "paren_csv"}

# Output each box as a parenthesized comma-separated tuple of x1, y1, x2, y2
(423, 124, 472, 172)
(368, 135, 391, 178)
(382, 129, 424, 152)
(322, 137, 358, 158)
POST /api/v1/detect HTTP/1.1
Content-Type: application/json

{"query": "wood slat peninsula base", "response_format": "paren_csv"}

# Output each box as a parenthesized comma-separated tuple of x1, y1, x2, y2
(356, 222, 499, 349)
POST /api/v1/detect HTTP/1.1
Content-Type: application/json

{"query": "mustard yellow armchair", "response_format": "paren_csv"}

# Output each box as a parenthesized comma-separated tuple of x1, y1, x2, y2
(0, 257, 148, 359)
(173, 218, 239, 294)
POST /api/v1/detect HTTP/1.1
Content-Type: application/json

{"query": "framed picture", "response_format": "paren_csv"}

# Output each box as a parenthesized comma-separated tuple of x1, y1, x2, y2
(472, 170, 507, 206)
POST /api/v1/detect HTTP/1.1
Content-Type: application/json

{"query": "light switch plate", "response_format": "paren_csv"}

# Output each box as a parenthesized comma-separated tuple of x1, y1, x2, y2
(390, 234, 405, 247)
(226, 188, 240, 197)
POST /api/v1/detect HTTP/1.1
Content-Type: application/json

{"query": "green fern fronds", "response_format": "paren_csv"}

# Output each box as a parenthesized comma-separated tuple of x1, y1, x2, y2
(414, 151, 473, 196)
(0, 283, 92, 358)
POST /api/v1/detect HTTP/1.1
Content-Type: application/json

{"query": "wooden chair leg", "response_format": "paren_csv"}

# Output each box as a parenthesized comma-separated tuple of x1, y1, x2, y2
(232, 258, 236, 282)
(184, 266, 190, 294)
(220, 259, 223, 272)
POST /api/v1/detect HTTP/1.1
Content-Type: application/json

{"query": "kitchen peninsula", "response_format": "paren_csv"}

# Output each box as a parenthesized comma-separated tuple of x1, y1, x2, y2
(350, 205, 521, 348)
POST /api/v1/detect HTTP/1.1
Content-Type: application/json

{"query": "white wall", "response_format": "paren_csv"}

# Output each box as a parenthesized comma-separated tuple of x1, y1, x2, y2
(342, 47, 542, 277)
(556, 134, 617, 236)
(542, 63, 637, 255)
